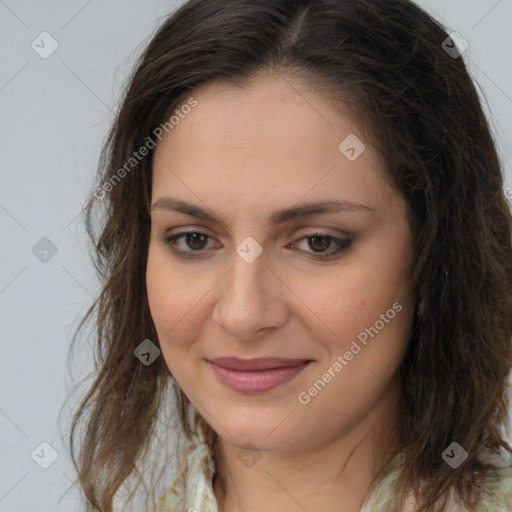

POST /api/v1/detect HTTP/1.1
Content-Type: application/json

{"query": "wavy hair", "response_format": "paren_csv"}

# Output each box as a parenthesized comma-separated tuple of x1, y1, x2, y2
(67, 0, 512, 510)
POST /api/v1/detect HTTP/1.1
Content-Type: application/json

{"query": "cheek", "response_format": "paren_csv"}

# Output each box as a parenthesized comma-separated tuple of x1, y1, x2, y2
(146, 238, 205, 325)
(146, 266, 193, 385)
(294, 278, 413, 440)
(146, 248, 200, 346)
(146, 246, 219, 382)
(289, 259, 411, 347)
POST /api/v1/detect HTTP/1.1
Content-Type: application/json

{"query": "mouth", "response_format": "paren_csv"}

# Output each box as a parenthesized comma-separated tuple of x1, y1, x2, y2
(207, 357, 313, 393)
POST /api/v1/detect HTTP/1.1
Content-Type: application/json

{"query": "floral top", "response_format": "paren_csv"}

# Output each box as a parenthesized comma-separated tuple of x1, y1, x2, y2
(155, 427, 512, 512)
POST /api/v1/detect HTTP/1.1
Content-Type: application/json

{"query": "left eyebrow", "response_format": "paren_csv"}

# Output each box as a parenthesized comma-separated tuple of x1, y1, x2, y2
(151, 196, 377, 228)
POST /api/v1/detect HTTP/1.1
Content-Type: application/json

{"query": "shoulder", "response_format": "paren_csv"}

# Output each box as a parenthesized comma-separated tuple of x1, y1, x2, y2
(362, 449, 512, 511)
(473, 464, 512, 511)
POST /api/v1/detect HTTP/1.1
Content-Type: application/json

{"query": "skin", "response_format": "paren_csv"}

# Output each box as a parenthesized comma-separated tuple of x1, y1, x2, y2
(146, 72, 416, 512)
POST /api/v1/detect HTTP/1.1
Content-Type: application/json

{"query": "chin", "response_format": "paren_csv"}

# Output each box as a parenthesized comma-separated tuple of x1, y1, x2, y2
(221, 430, 296, 453)
(205, 407, 302, 452)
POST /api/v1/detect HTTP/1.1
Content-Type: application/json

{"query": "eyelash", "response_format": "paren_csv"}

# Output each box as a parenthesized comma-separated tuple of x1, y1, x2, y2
(160, 231, 352, 260)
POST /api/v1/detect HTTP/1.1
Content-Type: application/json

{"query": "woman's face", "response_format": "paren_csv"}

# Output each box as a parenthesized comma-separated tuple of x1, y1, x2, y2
(146, 74, 416, 451)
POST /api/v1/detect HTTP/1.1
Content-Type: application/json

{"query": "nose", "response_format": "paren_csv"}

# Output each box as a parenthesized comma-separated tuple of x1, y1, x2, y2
(211, 248, 287, 341)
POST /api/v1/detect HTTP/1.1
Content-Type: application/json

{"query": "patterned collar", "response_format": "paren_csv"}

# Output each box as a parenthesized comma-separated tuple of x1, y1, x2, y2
(156, 426, 512, 512)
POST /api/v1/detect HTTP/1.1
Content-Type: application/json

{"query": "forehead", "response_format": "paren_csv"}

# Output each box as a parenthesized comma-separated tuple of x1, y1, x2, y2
(151, 74, 395, 214)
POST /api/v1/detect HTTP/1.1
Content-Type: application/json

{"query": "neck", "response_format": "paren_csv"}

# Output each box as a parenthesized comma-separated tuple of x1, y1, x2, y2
(212, 378, 402, 512)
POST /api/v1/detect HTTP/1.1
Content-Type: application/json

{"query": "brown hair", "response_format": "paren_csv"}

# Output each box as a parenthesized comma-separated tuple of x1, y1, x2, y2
(67, 0, 512, 510)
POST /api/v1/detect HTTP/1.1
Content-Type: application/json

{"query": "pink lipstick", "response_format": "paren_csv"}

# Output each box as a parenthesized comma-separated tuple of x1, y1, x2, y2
(208, 357, 312, 393)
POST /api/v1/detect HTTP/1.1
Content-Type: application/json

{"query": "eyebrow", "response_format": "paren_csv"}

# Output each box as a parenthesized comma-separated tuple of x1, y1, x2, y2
(151, 196, 376, 227)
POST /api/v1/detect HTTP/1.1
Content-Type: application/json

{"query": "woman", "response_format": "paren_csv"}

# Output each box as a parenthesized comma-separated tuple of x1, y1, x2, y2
(68, 0, 512, 510)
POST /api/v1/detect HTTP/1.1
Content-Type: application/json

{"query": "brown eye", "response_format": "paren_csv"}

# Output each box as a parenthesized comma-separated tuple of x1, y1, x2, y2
(162, 230, 352, 261)
(308, 235, 333, 253)
(290, 232, 353, 260)
(183, 232, 209, 251)
(161, 231, 216, 258)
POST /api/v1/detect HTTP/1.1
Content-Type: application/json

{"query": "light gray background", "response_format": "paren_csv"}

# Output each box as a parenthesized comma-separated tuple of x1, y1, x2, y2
(1, 1, 511, 510)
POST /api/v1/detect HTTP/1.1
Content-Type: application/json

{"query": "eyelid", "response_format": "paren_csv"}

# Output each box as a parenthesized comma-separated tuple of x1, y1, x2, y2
(160, 226, 347, 243)
(162, 224, 349, 240)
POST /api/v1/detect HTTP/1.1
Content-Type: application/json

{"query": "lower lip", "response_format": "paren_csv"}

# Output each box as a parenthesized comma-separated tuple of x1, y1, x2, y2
(209, 361, 311, 393)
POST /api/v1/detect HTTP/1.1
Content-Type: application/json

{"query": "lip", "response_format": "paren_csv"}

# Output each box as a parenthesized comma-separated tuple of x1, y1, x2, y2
(208, 357, 312, 393)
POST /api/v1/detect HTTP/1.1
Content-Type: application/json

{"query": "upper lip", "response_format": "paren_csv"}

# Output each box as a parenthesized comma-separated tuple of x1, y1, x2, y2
(208, 357, 311, 371)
